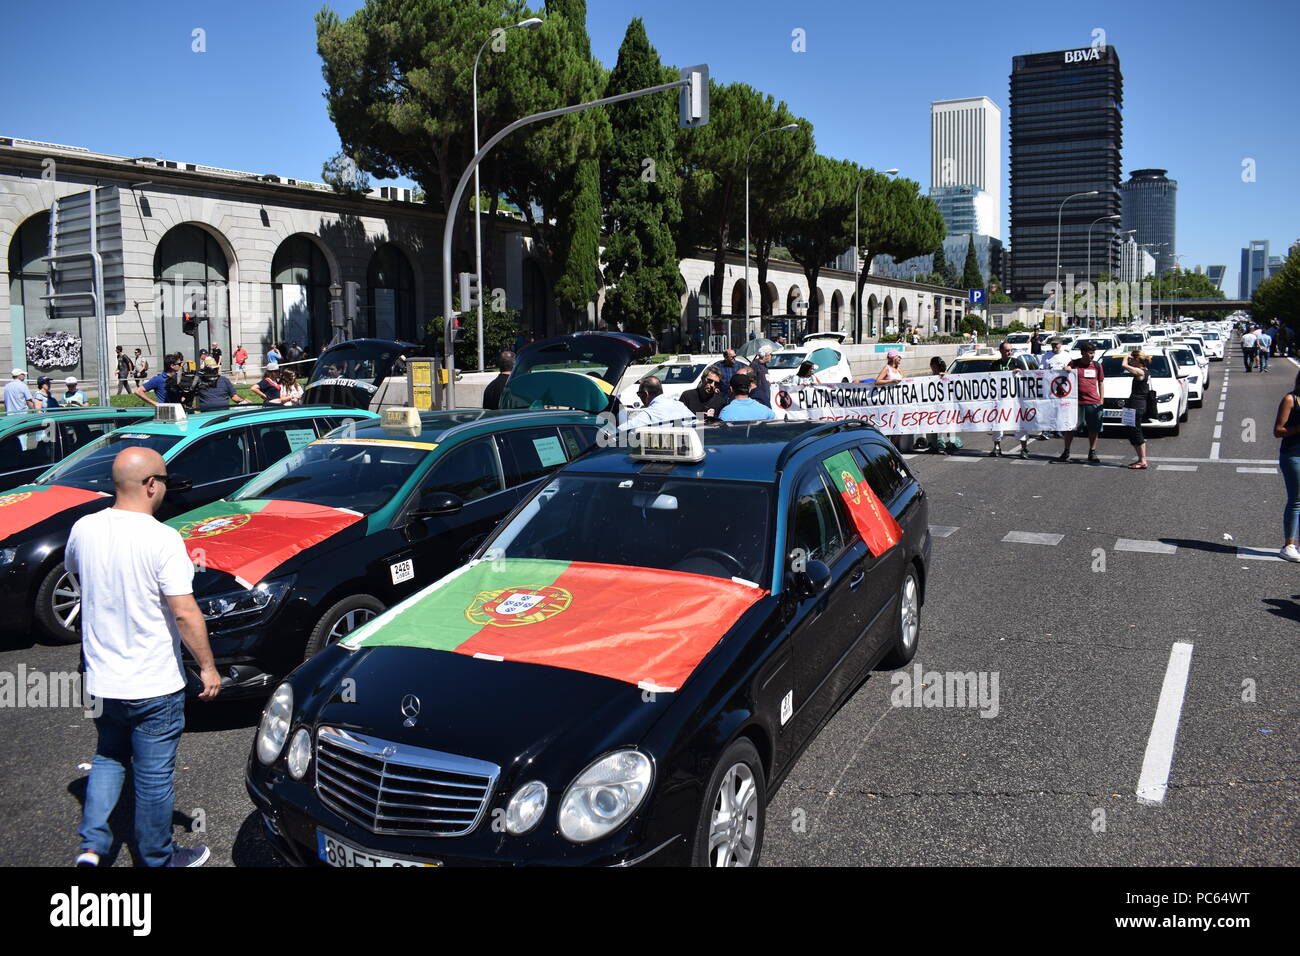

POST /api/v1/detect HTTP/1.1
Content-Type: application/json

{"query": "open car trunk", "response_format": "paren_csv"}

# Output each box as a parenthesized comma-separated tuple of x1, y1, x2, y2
(500, 332, 654, 415)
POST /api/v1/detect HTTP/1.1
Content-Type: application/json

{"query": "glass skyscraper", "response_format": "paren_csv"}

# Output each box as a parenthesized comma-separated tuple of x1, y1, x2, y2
(1120, 169, 1177, 274)
(1239, 241, 1269, 298)
(1008, 47, 1123, 301)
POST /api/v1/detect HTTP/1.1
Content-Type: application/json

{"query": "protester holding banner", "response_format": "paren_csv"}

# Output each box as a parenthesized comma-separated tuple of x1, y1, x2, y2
(991, 342, 1032, 459)
(925, 357, 961, 454)
(1059, 342, 1104, 463)
(875, 350, 905, 385)
(1122, 350, 1152, 469)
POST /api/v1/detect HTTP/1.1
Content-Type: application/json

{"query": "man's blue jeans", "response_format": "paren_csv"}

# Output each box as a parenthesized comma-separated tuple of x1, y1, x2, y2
(78, 689, 185, 866)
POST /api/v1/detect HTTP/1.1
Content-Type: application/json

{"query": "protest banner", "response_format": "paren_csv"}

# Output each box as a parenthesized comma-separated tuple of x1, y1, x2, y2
(775, 369, 1078, 436)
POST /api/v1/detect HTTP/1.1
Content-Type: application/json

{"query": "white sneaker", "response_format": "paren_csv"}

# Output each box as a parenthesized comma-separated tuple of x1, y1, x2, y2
(1281, 545, 1300, 563)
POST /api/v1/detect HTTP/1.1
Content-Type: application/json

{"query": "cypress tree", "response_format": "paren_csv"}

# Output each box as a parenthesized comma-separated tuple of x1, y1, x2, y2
(599, 18, 682, 336)
(960, 233, 984, 289)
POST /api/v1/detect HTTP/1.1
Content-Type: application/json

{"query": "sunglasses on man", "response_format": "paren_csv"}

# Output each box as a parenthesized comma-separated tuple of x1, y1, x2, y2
(141, 473, 182, 489)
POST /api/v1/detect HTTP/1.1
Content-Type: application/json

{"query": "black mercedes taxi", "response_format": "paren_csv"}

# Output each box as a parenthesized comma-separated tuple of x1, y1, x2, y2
(246, 419, 930, 867)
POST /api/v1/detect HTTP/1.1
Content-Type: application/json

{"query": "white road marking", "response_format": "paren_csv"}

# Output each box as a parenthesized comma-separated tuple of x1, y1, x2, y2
(1215, 412, 1224, 423)
(1136, 642, 1194, 806)
(1236, 466, 1278, 474)
(1115, 538, 1178, 554)
(1002, 531, 1063, 546)
(1210, 442, 1221, 459)
(1156, 464, 1198, 471)
(1213, 425, 1222, 439)
(929, 525, 959, 538)
(945, 455, 984, 462)
(1237, 547, 1283, 561)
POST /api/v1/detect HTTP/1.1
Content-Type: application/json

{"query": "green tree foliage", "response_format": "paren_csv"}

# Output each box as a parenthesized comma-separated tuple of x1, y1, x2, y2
(598, 18, 682, 336)
(960, 234, 984, 289)
(780, 155, 856, 332)
(960, 314, 987, 335)
(321, 151, 371, 194)
(931, 241, 958, 288)
(1251, 246, 1300, 332)
(747, 113, 813, 316)
(856, 175, 947, 305)
(1148, 268, 1230, 322)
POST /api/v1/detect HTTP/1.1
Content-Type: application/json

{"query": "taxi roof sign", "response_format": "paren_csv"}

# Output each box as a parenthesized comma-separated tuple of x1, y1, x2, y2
(381, 406, 421, 437)
(154, 403, 187, 423)
(631, 426, 705, 464)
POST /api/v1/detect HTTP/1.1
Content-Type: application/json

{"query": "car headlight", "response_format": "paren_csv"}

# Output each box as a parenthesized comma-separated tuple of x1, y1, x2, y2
(256, 683, 294, 765)
(1158, 393, 1174, 403)
(199, 576, 294, 622)
(0, 549, 16, 567)
(286, 727, 312, 780)
(558, 750, 653, 843)
(505, 780, 548, 835)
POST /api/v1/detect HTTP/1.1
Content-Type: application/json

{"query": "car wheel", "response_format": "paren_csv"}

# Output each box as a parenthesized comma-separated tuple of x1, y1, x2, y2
(35, 561, 82, 645)
(1169, 419, 1180, 436)
(878, 567, 920, 669)
(1179, 406, 1189, 422)
(303, 594, 385, 660)
(692, 737, 765, 867)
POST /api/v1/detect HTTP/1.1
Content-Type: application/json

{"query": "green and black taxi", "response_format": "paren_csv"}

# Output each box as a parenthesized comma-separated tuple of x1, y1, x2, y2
(174, 407, 606, 698)
(247, 419, 930, 867)
(0, 403, 375, 643)
(0, 405, 154, 492)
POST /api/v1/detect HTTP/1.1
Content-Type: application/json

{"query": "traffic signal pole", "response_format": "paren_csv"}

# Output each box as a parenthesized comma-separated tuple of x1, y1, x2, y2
(440, 68, 707, 408)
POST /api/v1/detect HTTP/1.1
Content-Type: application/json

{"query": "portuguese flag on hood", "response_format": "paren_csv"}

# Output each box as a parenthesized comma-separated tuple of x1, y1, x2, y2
(343, 558, 767, 692)
(168, 499, 363, 589)
(822, 451, 902, 557)
(0, 485, 108, 540)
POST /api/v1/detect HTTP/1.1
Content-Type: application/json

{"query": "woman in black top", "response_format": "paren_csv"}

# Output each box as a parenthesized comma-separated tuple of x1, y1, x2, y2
(1274, 369, 1300, 561)
(1121, 350, 1151, 469)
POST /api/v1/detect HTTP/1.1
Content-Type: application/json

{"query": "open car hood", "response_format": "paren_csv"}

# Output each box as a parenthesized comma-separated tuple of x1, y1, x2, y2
(500, 332, 654, 414)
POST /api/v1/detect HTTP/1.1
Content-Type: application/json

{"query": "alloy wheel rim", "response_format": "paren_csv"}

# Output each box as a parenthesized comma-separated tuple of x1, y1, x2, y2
(707, 762, 758, 867)
(53, 571, 81, 629)
(900, 575, 918, 651)
(327, 607, 377, 644)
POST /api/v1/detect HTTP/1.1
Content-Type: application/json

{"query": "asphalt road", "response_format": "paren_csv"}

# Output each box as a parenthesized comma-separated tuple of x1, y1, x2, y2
(2, 343, 1295, 867)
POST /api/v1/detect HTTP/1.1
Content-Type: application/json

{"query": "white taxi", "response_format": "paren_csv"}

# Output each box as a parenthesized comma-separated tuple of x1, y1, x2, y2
(1099, 347, 1189, 435)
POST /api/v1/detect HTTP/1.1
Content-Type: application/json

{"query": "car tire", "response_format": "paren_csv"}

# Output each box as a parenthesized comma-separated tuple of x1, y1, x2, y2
(877, 567, 920, 670)
(34, 561, 81, 645)
(692, 737, 765, 867)
(1179, 406, 1189, 422)
(302, 594, 385, 660)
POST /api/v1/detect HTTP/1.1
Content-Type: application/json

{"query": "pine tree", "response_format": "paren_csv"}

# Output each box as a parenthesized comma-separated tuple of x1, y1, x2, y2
(599, 18, 682, 336)
(932, 242, 957, 287)
(960, 234, 984, 289)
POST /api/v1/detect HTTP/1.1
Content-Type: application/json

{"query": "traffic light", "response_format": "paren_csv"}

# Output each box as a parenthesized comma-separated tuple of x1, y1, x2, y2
(458, 272, 480, 312)
(678, 64, 709, 129)
(449, 315, 463, 344)
(182, 312, 197, 336)
(343, 281, 360, 327)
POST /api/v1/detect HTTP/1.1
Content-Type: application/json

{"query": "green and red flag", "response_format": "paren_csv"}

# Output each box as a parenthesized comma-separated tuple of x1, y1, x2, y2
(821, 451, 902, 557)
(343, 558, 767, 692)
(0, 485, 108, 540)
(167, 499, 363, 588)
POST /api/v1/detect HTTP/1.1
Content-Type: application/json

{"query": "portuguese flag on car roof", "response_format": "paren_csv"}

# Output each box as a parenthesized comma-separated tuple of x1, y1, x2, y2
(167, 499, 363, 589)
(343, 558, 767, 693)
(0, 485, 108, 540)
(821, 450, 902, 557)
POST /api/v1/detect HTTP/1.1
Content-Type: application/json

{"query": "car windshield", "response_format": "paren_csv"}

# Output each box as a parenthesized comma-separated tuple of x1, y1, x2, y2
(231, 441, 427, 514)
(490, 474, 772, 584)
(1005, 333, 1031, 344)
(308, 342, 405, 386)
(766, 352, 809, 370)
(1170, 350, 1196, 367)
(1101, 355, 1173, 378)
(1201, 332, 1221, 341)
(1076, 338, 1113, 351)
(953, 359, 1009, 373)
(644, 362, 709, 385)
(1117, 333, 1146, 344)
(1178, 341, 1204, 355)
(41, 432, 183, 491)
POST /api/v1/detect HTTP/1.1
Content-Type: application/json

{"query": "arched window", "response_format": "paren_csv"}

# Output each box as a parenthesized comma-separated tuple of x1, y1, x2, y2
(366, 244, 416, 341)
(8, 212, 52, 374)
(271, 236, 331, 354)
(154, 224, 230, 363)
(698, 277, 713, 319)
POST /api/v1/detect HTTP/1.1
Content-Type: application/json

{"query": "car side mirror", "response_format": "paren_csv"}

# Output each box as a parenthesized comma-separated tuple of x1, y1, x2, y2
(412, 491, 463, 519)
(793, 559, 832, 598)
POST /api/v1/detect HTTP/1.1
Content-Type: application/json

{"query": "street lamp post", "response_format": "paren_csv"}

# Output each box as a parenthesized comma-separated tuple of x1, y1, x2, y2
(854, 168, 898, 342)
(1138, 241, 1167, 322)
(745, 124, 799, 340)
(1085, 214, 1121, 328)
(1055, 190, 1100, 315)
(472, 17, 543, 371)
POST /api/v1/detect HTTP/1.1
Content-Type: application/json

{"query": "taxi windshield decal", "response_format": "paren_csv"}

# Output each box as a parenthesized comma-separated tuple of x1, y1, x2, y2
(342, 558, 767, 692)
(312, 438, 437, 451)
(167, 499, 364, 588)
(0, 485, 108, 540)
(821, 451, 902, 557)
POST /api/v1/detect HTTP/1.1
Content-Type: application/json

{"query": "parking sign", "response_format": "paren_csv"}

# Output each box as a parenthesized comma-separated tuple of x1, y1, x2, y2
(968, 289, 986, 305)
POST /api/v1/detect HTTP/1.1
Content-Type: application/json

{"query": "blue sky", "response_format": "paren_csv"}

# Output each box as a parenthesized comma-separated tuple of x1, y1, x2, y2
(3, 0, 1296, 293)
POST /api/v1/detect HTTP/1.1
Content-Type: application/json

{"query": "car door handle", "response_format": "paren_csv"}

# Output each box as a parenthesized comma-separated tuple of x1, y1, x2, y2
(847, 570, 865, 590)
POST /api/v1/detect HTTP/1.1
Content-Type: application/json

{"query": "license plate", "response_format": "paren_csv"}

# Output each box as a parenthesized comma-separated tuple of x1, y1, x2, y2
(1102, 409, 1122, 420)
(317, 830, 441, 867)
